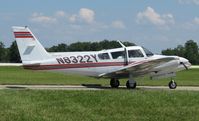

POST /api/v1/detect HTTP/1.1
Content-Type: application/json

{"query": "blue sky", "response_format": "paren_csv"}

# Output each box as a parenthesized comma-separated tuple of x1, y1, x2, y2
(1, 0, 199, 53)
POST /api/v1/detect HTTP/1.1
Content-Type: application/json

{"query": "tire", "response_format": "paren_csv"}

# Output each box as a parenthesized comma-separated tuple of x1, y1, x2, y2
(168, 81, 177, 89)
(110, 78, 120, 88)
(126, 80, 136, 89)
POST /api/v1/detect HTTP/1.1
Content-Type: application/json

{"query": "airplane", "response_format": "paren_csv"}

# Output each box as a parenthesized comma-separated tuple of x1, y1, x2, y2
(12, 26, 191, 89)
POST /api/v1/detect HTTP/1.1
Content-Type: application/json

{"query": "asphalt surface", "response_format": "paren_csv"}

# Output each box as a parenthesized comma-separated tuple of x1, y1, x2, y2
(1, 85, 199, 91)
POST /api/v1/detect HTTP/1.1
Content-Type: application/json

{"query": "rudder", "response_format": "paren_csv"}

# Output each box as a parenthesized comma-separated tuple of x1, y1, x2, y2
(12, 26, 51, 64)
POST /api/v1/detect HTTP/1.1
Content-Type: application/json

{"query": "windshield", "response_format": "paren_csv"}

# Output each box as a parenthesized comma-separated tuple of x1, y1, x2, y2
(143, 47, 154, 57)
(128, 49, 144, 58)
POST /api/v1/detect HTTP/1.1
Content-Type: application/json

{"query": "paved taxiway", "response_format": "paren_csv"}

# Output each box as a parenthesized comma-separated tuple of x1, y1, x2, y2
(1, 85, 199, 91)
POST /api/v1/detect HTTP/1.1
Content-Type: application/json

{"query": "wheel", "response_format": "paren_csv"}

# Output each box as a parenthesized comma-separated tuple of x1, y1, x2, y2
(110, 78, 120, 88)
(126, 80, 136, 89)
(168, 80, 177, 89)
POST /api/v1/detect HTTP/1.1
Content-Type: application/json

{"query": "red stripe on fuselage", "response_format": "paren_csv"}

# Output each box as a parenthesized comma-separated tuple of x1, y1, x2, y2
(24, 62, 126, 70)
(23, 61, 147, 70)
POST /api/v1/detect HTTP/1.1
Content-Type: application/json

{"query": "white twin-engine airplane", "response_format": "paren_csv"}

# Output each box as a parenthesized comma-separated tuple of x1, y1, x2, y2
(12, 26, 191, 89)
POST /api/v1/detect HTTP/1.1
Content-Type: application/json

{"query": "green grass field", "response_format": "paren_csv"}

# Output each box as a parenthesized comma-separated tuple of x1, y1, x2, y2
(0, 66, 198, 86)
(1, 90, 199, 121)
(0, 67, 199, 121)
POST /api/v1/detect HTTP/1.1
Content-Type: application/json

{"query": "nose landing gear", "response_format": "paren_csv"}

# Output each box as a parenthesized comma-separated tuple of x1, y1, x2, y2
(168, 79, 177, 89)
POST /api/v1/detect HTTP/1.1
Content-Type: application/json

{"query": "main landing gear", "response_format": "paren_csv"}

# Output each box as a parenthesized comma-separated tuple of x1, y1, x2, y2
(110, 78, 177, 89)
(126, 73, 137, 89)
(110, 78, 120, 88)
(126, 80, 137, 89)
(110, 78, 137, 89)
(168, 79, 177, 89)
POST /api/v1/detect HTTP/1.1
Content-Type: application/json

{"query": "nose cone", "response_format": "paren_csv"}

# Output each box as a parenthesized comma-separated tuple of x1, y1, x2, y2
(179, 57, 188, 63)
(179, 57, 192, 69)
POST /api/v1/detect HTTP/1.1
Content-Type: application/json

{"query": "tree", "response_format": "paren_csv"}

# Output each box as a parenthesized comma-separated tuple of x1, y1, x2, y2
(162, 48, 176, 55)
(68, 42, 92, 51)
(8, 41, 21, 63)
(47, 40, 136, 52)
(48, 43, 68, 52)
(162, 40, 199, 65)
(184, 40, 199, 65)
(98, 40, 136, 50)
(174, 45, 185, 57)
(162, 45, 185, 56)
(90, 42, 101, 51)
(0, 42, 5, 62)
(123, 41, 136, 46)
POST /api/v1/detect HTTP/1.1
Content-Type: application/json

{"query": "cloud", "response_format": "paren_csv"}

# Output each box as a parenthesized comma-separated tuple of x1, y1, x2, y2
(178, 0, 199, 5)
(79, 8, 95, 24)
(55, 11, 65, 17)
(136, 7, 175, 26)
(69, 14, 78, 23)
(30, 8, 96, 25)
(193, 17, 199, 24)
(29, 8, 109, 34)
(111, 20, 126, 29)
(30, 12, 57, 24)
(68, 8, 95, 24)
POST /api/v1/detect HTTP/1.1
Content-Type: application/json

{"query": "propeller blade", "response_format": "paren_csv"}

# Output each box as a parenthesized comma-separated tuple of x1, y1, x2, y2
(180, 62, 188, 70)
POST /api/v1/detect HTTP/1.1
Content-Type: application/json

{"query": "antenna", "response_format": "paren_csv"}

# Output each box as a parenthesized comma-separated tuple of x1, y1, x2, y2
(117, 40, 126, 48)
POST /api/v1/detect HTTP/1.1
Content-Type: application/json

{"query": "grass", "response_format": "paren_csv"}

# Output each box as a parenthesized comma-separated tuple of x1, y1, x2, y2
(138, 68, 199, 86)
(0, 66, 107, 85)
(0, 89, 199, 121)
(0, 66, 199, 86)
(0, 67, 199, 121)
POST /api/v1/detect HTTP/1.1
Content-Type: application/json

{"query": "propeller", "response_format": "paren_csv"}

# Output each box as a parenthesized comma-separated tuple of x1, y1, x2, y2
(180, 62, 188, 70)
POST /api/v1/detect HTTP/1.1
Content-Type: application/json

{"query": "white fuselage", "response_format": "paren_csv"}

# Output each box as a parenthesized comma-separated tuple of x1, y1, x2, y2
(23, 46, 191, 78)
(12, 26, 191, 82)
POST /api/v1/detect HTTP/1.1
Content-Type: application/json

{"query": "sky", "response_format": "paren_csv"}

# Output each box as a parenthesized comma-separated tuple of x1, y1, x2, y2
(0, 0, 199, 53)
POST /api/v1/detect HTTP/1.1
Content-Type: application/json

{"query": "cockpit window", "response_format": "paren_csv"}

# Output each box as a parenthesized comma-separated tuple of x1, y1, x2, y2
(111, 51, 125, 59)
(128, 50, 144, 58)
(98, 53, 110, 60)
(143, 47, 154, 57)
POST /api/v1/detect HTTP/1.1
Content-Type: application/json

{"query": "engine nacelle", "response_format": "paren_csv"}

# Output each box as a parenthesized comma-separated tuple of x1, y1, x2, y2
(150, 71, 176, 80)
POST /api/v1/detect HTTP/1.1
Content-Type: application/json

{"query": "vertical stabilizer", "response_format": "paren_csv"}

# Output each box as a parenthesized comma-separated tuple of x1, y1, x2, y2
(12, 26, 51, 64)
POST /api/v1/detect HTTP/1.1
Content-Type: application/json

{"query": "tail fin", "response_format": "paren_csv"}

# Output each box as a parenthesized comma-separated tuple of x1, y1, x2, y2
(12, 26, 51, 64)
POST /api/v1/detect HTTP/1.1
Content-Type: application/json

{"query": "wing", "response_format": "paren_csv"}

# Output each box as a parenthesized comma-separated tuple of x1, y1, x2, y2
(99, 57, 177, 78)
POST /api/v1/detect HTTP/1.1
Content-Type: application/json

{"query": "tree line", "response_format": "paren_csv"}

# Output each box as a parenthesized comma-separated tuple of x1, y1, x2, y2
(162, 40, 199, 65)
(0, 39, 198, 64)
(0, 41, 21, 63)
(0, 40, 135, 63)
(47, 40, 135, 52)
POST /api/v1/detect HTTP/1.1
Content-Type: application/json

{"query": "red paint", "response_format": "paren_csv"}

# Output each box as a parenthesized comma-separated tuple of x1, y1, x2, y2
(14, 32, 34, 38)
(23, 61, 147, 70)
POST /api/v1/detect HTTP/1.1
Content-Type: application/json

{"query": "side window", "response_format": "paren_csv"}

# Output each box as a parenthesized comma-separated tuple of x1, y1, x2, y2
(128, 50, 144, 58)
(111, 51, 125, 59)
(98, 53, 110, 60)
